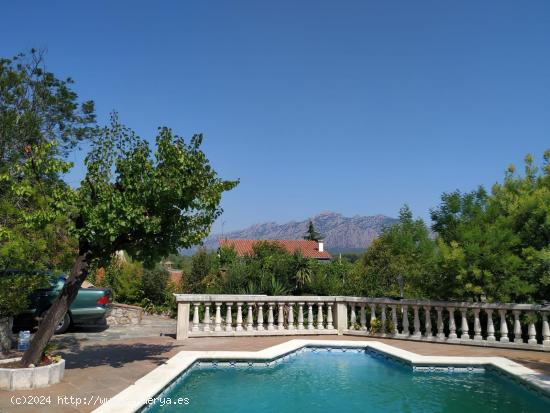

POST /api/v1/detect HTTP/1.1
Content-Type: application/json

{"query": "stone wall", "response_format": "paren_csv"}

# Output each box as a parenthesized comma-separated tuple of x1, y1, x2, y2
(106, 303, 143, 326)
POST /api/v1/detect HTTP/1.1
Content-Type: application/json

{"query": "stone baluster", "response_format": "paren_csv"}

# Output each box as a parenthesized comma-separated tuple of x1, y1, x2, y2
(369, 304, 376, 334)
(402, 305, 410, 336)
(298, 303, 305, 330)
(380, 304, 387, 335)
(225, 302, 233, 332)
(513, 310, 522, 343)
(528, 312, 537, 345)
(350, 304, 357, 330)
(460, 308, 470, 341)
(423, 306, 432, 339)
(448, 307, 457, 340)
(307, 303, 314, 330)
(435, 307, 445, 340)
(486, 309, 495, 342)
(246, 303, 254, 331)
(327, 303, 334, 329)
(278, 304, 285, 330)
(498, 309, 509, 343)
(542, 312, 550, 348)
(317, 303, 325, 329)
(473, 308, 482, 341)
(288, 303, 295, 330)
(203, 303, 211, 332)
(192, 303, 200, 332)
(412, 306, 421, 338)
(257, 303, 265, 331)
(360, 305, 367, 331)
(236, 302, 243, 331)
(316, 303, 325, 330)
(391, 305, 398, 335)
(214, 302, 222, 331)
(267, 303, 275, 331)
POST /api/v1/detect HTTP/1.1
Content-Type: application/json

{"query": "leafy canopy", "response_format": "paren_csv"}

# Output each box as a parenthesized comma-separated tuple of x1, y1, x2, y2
(0, 49, 95, 168)
(431, 152, 550, 302)
(358, 205, 439, 299)
(0, 50, 95, 272)
(72, 114, 239, 264)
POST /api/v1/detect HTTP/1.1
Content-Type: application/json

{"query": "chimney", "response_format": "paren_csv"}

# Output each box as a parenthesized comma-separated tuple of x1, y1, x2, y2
(318, 240, 324, 252)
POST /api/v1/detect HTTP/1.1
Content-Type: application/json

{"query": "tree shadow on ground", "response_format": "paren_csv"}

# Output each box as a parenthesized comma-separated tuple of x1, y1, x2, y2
(60, 341, 183, 369)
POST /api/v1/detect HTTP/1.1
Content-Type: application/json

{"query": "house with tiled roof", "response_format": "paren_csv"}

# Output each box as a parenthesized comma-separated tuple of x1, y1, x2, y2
(219, 239, 332, 261)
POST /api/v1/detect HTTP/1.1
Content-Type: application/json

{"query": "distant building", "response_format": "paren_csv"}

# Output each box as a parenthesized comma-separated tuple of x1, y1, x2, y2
(219, 239, 332, 261)
(162, 260, 183, 285)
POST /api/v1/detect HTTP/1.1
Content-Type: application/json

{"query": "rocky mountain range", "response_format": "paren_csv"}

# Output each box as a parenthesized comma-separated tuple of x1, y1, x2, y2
(200, 211, 398, 253)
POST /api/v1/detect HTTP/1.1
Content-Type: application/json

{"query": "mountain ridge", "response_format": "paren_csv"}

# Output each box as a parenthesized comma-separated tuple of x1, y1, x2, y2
(200, 211, 398, 252)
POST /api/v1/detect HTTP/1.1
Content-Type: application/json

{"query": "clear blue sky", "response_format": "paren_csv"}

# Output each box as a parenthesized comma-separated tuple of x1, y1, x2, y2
(2, 1, 549, 232)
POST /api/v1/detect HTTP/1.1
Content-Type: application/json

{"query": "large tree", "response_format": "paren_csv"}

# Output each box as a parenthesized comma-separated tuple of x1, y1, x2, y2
(0, 49, 95, 169)
(358, 205, 439, 298)
(432, 153, 550, 302)
(3, 113, 237, 366)
(0, 50, 95, 271)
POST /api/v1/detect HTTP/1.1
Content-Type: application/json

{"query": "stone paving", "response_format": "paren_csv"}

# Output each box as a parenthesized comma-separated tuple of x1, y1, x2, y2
(1, 316, 550, 413)
(52, 315, 176, 345)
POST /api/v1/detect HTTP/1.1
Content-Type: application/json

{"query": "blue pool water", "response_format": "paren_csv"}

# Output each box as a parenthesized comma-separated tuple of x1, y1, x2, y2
(143, 348, 550, 413)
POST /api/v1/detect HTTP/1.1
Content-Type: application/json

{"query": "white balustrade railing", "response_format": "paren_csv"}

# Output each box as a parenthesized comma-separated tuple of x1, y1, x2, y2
(344, 297, 550, 351)
(175, 294, 550, 352)
(176, 295, 338, 339)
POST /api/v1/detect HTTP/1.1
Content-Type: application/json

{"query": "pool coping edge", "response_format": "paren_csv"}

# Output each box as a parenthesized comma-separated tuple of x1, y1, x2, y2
(91, 339, 550, 413)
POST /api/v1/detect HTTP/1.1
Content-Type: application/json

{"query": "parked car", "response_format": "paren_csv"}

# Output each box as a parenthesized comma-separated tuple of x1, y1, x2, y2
(4, 270, 111, 334)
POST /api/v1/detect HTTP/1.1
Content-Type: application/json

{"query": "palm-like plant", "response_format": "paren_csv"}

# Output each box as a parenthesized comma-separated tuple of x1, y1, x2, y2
(293, 252, 313, 290)
(269, 276, 289, 296)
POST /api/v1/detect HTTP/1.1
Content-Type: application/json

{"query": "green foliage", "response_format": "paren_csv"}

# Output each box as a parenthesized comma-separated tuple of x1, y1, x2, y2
(369, 317, 394, 334)
(185, 248, 213, 293)
(100, 255, 144, 304)
(98, 256, 177, 315)
(303, 220, 323, 242)
(199, 241, 357, 296)
(218, 245, 237, 268)
(140, 266, 176, 315)
(0, 50, 93, 272)
(338, 252, 362, 264)
(140, 266, 169, 305)
(1, 50, 237, 365)
(3, 110, 237, 271)
(74, 114, 238, 266)
(0, 271, 49, 317)
(357, 205, 439, 299)
(431, 152, 550, 302)
(0, 50, 96, 168)
(0, 140, 78, 271)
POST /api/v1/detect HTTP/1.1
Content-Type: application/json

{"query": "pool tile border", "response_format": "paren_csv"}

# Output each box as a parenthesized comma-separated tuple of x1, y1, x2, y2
(92, 339, 550, 413)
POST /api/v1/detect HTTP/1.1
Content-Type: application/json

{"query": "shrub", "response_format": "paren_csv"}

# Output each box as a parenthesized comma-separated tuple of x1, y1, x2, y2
(0, 271, 49, 317)
(140, 266, 169, 305)
(100, 257, 143, 304)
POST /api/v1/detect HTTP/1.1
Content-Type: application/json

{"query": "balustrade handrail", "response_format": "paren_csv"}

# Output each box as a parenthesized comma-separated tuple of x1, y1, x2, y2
(174, 294, 550, 311)
(174, 294, 550, 350)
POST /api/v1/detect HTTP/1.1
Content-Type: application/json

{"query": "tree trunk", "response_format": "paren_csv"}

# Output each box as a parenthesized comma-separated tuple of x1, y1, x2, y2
(0, 317, 13, 352)
(20, 252, 91, 366)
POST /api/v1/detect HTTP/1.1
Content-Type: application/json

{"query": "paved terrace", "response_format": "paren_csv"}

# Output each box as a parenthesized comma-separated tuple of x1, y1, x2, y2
(1, 319, 550, 413)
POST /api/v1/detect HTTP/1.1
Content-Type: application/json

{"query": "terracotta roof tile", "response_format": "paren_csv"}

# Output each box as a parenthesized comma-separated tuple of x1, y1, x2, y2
(219, 239, 332, 259)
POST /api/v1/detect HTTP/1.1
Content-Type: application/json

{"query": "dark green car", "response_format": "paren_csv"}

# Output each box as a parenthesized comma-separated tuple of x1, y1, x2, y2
(10, 271, 111, 334)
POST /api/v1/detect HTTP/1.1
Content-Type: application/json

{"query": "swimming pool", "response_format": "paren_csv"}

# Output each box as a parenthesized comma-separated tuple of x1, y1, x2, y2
(142, 347, 550, 413)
